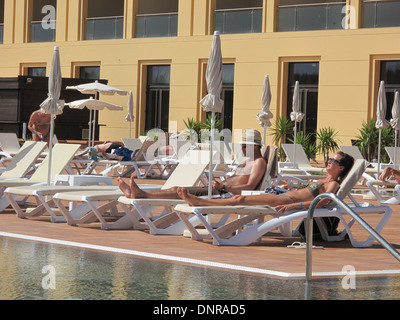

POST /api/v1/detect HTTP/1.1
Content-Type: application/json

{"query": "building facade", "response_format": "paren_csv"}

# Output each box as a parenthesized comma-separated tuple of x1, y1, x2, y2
(0, 0, 399, 145)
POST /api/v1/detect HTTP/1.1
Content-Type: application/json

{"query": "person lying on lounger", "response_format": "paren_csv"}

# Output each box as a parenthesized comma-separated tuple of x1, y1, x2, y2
(77, 141, 137, 161)
(176, 151, 354, 214)
(118, 129, 268, 198)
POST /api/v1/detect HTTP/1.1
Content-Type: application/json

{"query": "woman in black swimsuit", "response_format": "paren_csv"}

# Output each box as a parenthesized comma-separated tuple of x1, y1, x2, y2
(177, 151, 354, 214)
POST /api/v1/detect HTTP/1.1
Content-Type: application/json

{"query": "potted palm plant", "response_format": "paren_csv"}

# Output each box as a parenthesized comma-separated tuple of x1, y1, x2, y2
(316, 127, 339, 166)
(353, 119, 393, 162)
(269, 116, 294, 161)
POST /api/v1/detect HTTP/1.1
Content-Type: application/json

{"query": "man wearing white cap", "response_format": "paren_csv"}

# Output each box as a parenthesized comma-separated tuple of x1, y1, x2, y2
(118, 129, 267, 199)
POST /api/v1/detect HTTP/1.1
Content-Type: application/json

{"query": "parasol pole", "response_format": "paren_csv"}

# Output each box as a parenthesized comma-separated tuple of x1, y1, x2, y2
(47, 115, 55, 185)
(208, 112, 215, 198)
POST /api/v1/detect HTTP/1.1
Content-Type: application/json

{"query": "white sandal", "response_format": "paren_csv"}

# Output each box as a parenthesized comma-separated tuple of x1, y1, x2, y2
(287, 241, 324, 249)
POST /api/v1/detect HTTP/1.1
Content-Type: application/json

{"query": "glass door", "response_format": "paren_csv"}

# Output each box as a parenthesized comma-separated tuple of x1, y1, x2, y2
(145, 65, 171, 133)
(145, 88, 170, 132)
(381, 61, 400, 122)
(286, 62, 319, 142)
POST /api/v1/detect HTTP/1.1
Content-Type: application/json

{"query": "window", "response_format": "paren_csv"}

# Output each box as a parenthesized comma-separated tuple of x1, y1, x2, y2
(86, 0, 124, 40)
(286, 62, 320, 141)
(79, 66, 100, 79)
(363, 0, 400, 28)
(381, 61, 400, 121)
(30, 0, 56, 42)
(27, 67, 46, 77)
(214, 0, 262, 34)
(136, 0, 178, 38)
(145, 65, 171, 132)
(278, 0, 345, 31)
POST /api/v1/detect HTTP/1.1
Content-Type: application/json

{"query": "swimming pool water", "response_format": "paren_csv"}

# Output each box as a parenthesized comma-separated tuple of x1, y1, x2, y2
(1, 237, 399, 300)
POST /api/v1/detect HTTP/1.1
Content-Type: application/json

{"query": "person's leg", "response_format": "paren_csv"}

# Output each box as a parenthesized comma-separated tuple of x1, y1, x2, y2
(117, 174, 180, 199)
(177, 187, 294, 207)
(177, 187, 243, 206)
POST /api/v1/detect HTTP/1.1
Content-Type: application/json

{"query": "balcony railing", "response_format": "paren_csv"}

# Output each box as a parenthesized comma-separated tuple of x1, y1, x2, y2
(215, 7, 262, 34)
(363, 0, 400, 28)
(278, 2, 346, 31)
(136, 12, 178, 38)
(31, 20, 56, 42)
(86, 16, 124, 40)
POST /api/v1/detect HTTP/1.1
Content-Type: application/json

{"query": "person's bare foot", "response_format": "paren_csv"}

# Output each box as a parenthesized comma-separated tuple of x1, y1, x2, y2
(379, 167, 390, 181)
(177, 187, 203, 206)
(129, 175, 147, 198)
(378, 167, 400, 183)
(117, 177, 132, 198)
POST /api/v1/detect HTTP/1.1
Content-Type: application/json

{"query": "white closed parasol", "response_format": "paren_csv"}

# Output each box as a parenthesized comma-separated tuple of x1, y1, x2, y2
(256, 75, 273, 145)
(376, 81, 390, 176)
(200, 31, 224, 198)
(40, 46, 64, 185)
(290, 81, 304, 168)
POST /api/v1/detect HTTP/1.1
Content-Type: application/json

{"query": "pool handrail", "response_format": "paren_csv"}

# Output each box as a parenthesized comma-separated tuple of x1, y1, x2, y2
(305, 192, 400, 281)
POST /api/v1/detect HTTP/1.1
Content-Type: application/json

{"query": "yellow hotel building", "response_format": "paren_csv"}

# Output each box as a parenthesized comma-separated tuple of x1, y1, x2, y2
(0, 0, 399, 146)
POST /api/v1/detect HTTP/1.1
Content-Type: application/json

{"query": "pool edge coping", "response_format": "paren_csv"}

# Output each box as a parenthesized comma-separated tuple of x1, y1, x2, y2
(2, 231, 400, 279)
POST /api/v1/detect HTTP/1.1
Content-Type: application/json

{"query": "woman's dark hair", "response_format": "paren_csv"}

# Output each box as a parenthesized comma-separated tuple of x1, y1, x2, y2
(336, 151, 354, 183)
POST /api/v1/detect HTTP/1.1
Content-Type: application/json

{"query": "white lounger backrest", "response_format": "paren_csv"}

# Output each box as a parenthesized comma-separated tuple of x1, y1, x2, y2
(29, 143, 81, 183)
(161, 150, 210, 190)
(336, 159, 368, 200)
(281, 144, 311, 167)
(0, 133, 21, 156)
(1, 141, 47, 179)
(122, 138, 143, 151)
(339, 146, 364, 160)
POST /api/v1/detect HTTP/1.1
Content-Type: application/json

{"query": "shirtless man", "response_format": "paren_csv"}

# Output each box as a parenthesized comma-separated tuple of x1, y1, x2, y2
(28, 108, 51, 145)
(118, 129, 268, 199)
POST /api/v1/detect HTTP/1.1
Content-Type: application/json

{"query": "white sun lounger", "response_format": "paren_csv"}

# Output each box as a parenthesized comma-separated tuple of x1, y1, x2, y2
(116, 150, 215, 235)
(381, 184, 400, 205)
(0, 133, 21, 159)
(97, 139, 173, 178)
(0, 143, 81, 212)
(5, 179, 157, 225)
(278, 144, 327, 182)
(50, 150, 211, 230)
(362, 172, 398, 204)
(122, 138, 143, 151)
(279, 144, 326, 174)
(0, 141, 47, 179)
(339, 145, 382, 175)
(174, 159, 392, 247)
(385, 147, 400, 169)
(6, 184, 118, 223)
(117, 147, 278, 236)
(52, 188, 128, 228)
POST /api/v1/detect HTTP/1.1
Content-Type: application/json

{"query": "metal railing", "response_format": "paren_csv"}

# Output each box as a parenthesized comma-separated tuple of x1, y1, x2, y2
(86, 16, 123, 40)
(215, 7, 262, 34)
(135, 12, 178, 38)
(305, 193, 400, 281)
(278, 2, 345, 31)
(31, 20, 56, 42)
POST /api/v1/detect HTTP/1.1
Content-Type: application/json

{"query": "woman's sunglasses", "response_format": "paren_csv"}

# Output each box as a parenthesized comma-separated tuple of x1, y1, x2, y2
(328, 158, 343, 165)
